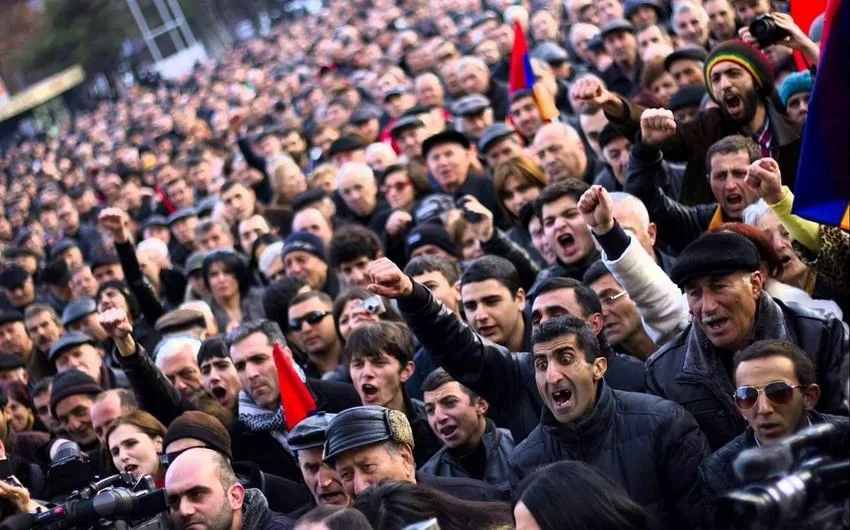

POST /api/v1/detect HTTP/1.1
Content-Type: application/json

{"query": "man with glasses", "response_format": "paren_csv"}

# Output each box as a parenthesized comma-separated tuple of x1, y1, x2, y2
(287, 291, 341, 379)
(699, 339, 849, 522)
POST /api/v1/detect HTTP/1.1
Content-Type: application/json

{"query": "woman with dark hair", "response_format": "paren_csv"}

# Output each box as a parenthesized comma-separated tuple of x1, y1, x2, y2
(492, 155, 548, 263)
(354, 480, 513, 530)
(1, 381, 34, 433)
(513, 461, 651, 530)
(379, 164, 433, 267)
(295, 505, 374, 530)
(202, 249, 265, 332)
(105, 410, 167, 486)
(332, 288, 403, 344)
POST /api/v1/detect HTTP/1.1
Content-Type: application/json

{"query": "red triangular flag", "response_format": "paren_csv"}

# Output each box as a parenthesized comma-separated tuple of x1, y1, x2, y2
(273, 342, 316, 429)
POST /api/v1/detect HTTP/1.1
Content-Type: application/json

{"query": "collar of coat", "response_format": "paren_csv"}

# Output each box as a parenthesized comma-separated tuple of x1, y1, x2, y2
(541, 380, 615, 446)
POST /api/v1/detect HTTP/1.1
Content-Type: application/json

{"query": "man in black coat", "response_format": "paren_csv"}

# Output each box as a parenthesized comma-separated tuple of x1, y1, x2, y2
(647, 233, 848, 450)
(510, 315, 710, 528)
(698, 339, 850, 525)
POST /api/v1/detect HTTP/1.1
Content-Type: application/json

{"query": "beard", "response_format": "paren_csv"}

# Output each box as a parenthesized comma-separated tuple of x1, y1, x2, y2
(721, 89, 759, 127)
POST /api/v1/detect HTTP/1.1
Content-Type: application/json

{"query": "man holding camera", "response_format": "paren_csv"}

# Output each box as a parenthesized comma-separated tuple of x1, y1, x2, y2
(698, 339, 849, 523)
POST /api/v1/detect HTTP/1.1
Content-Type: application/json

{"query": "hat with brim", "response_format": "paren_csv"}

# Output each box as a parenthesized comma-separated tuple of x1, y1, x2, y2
(155, 308, 206, 334)
(50, 239, 80, 260)
(670, 232, 761, 287)
(389, 116, 425, 138)
(289, 412, 337, 451)
(422, 130, 471, 159)
(0, 354, 25, 371)
(61, 298, 97, 327)
(478, 122, 517, 154)
(167, 207, 198, 226)
(0, 311, 24, 327)
(450, 94, 491, 117)
(327, 136, 367, 159)
(48, 331, 97, 363)
(185, 251, 208, 276)
(664, 47, 709, 72)
(142, 215, 169, 231)
(323, 406, 414, 465)
(600, 19, 635, 39)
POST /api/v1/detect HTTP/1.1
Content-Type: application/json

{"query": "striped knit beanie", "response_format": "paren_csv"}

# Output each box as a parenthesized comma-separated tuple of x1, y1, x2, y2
(703, 40, 775, 101)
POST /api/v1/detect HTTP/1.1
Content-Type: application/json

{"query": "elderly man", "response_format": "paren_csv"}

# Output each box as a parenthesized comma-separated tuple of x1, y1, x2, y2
(323, 406, 504, 501)
(49, 331, 128, 390)
(335, 162, 391, 232)
(533, 123, 604, 184)
(647, 232, 847, 450)
(456, 56, 509, 120)
(673, 2, 712, 50)
(288, 412, 351, 513)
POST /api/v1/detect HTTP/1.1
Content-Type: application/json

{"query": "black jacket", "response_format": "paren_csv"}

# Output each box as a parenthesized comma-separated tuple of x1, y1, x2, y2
(485, 79, 510, 121)
(698, 411, 849, 525)
(241, 488, 294, 530)
(646, 296, 848, 450)
(417, 472, 508, 502)
(233, 461, 312, 515)
(509, 382, 711, 529)
(600, 59, 643, 98)
(420, 420, 514, 495)
(230, 378, 361, 481)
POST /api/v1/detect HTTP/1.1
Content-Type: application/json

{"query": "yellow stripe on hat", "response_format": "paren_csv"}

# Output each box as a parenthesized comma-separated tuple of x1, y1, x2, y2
(705, 51, 764, 90)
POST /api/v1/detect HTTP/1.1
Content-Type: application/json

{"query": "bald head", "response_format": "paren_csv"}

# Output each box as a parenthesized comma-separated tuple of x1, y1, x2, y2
(337, 162, 378, 218)
(609, 192, 657, 256)
(166, 448, 244, 530)
(533, 122, 588, 182)
(414, 72, 445, 107)
(292, 207, 334, 247)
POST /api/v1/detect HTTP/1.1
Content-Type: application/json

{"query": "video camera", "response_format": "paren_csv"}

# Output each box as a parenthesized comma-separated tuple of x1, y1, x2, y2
(716, 423, 850, 530)
(749, 14, 791, 48)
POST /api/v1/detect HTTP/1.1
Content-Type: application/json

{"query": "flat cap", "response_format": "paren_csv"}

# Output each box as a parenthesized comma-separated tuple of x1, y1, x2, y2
(389, 115, 425, 138)
(600, 19, 635, 38)
(598, 123, 629, 150)
(413, 194, 456, 224)
(50, 369, 103, 418)
(155, 308, 206, 334)
(185, 251, 208, 276)
(0, 311, 23, 327)
(383, 85, 409, 101)
(587, 33, 605, 53)
(478, 122, 517, 153)
(61, 298, 97, 327)
(664, 47, 709, 72)
(90, 253, 120, 271)
(0, 353, 25, 371)
(0, 266, 30, 290)
(288, 412, 337, 451)
(668, 85, 707, 112)
(2, 247, 39, 261)
(670, 232, 761, 287)
(327, 136, 366, 158)
(323, 406, 414, 465)
(142, 215, 169, 230)
(450, 94, 491, 117)
(48, 331, 96, 363)
(196, 196, 218, 217)
(350, 105, 383, 124)
(50, 239, 80, 259)
(532, 41, 569, 64)
(167, 207, 197, 226)
(624, 0, 665, 19)
(422, 129, 471, 159)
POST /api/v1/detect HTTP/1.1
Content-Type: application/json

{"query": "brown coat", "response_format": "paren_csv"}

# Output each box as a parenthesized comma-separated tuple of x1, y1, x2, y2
(607, 96, 802, 205)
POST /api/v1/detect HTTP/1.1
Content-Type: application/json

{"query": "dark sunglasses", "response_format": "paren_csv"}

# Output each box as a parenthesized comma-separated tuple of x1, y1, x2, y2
(733, 381, 805, 411)
(288, 310, 331, 330)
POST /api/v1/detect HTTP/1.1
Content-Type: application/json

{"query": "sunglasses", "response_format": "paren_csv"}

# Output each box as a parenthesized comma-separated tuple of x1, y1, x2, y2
(381, 181, 411, 195)
(733, 381, 805, 411)
(289, 310, 331, 330)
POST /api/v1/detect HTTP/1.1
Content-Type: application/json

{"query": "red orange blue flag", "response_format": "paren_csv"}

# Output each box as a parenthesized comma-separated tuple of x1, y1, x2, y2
(507, 21, 559, 122)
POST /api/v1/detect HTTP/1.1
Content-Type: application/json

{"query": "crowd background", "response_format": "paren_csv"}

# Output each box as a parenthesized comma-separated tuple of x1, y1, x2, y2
(0, 0, 848, 529)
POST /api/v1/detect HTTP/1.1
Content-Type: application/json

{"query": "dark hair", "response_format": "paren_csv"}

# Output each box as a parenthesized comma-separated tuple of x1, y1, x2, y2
(197, 335, 229, 366)
(514, 461, 651, 530)
(343, 321, 413, 366)
(295, 505, 373, 530)
(733, 339, 817, 387)
(226, 319, 286, 349)
(96, 281, 141, 321)
(531, 315, 602, 362)
(420, 367, 478, 400)
(328, 225, 383, 267)
(31, 377, 52, 398)
(460, 255, 521, 295)
(219, 179, 247, 195)
(202, 250, 252, 296)
(250, 233, 281, 264)
(262, 276, 310, 332)
(705, 135, 760, 175)
(404, 255, 461, 285)
(533, 179, 591, 221)
(332, 287, 402, 342)
(530, 277, 602, 317)
(582, 260, 611, 286)
(710, 222, 784, 279)
(354, 480, 512, 530)
(290, 289, 334, 309)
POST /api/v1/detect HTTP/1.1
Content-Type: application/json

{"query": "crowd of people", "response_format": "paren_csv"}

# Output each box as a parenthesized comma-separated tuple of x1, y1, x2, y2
(0, 0, 848, 528)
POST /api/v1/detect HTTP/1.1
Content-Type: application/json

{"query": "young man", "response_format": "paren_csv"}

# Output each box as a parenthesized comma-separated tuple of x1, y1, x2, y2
(49, 369, 103, 451)
(419, 368, 514, 495)
(282, 231, 340, 299)
(328, 225, 384, 289)
(344, 321, 442, 466)
(198, 337, 242, 413)
(288, 291, 342, 379)
(460, 256, 528, 353)
(511, 315, 710, 527)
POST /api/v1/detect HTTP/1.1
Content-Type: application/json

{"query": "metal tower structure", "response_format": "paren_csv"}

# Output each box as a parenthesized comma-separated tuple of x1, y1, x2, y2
(125, 0, 197, 62)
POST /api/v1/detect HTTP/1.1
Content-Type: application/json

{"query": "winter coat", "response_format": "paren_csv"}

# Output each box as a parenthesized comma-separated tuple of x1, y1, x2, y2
(232, 461, 312, 515)
(646, 294, 848, 450)
(240, 488, 295, 530)
(405, 395, 444, 467)
(509, 381, 710, 529)
(416, 472, 508, 502)
(209, 286, 266, 333)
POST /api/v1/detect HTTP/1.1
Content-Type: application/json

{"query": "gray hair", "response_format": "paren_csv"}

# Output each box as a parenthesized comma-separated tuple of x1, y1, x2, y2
(154, 336, 202, 368)
(609, 192, 651, 231)
(742, 199, 770, 226)
(225, 319, 286, 349)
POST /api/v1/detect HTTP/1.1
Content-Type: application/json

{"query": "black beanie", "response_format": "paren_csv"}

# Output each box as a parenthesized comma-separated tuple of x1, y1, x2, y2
(50, 369, 103, 418)
(704, 40, 775, 100)
(163, 410, 233, 460)
(405, 222, 458, 257)
(670, 232, 761, 287)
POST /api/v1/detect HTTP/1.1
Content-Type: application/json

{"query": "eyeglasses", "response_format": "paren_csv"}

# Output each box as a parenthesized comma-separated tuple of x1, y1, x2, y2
(381, 181, 411, 195)
(733, 381, 805, 410)
(288, 310, 331, 330)
(599, 291, 628, 305)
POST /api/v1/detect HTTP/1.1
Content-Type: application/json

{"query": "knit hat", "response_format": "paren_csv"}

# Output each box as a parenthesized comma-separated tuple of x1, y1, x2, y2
(704, 40, 775, 100)
(50, 369, 103, 418)
(405, 222, 458, 257)
(778, 71, 813, 107)
(163, 410, 233, 461)
(670, 232, 761, 287)
(282, 231, 327, 262)
(0, 265, 30, 290)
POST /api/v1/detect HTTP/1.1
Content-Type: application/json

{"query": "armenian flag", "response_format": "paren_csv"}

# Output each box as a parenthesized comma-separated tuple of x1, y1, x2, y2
(507, 20, 559, 122)
(791, 0, 850, 229)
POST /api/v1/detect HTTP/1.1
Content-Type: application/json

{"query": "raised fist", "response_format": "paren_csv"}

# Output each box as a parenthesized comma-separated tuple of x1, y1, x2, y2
(640, 108, 677, 146)
(570, 76, 615, 108)
(367, 257, 413, 299)
(99, 307, 134, 340)
(98, 208, 131, 244)
(578, 185, 615, 235)
(745, 158, 785, 204)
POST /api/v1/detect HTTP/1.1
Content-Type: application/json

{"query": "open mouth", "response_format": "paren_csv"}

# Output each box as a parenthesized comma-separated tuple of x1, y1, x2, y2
(477, 325, 497, 337)
(723, 93, 743, 115)
(702, 316, 728, 332)
(124, 464, 138, 474)
(211, 386, 227, 399)
(779, 254, 793, 266)
(361, 384, 379, 402)
(758, 422, 783, 436)
(318, 491, 346, 505)
(551, 388, 573, 408)
(557, 233, 575, 249)
(726, 193, 743, 207)
(439, 425, 458, 438)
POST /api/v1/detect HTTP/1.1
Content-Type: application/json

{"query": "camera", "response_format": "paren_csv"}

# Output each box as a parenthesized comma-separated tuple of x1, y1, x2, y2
(749, 14, 791, 48)
(44, 441, 97, 502)
(360, 295, 386, 315)
(716, 424, 850, 530)
(455, 196, 483, 223)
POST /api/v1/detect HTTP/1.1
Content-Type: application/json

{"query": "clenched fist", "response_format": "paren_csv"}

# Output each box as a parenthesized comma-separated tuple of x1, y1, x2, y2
(745, 158, 785, 204)
(367, 258, 413, 299)
(570, 76, 617, 109)
(578, 185, 615, 235)
(640, 108, 677, 146)
(98, 208, 131, 244)
(99, 307, 135, 356)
